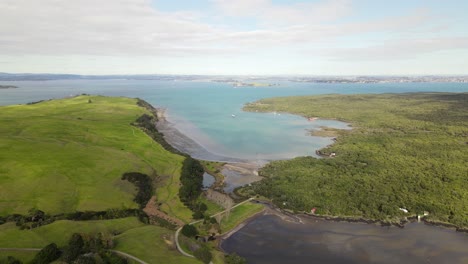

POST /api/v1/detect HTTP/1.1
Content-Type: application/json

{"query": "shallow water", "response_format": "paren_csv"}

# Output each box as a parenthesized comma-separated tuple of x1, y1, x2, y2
(202, 172, 215, 189)
(221, 214, 468, 264)
(221, 168, 262, 193)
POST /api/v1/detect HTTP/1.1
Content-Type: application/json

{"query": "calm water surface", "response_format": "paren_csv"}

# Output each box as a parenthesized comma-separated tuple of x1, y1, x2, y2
(222, 214, 468, 264)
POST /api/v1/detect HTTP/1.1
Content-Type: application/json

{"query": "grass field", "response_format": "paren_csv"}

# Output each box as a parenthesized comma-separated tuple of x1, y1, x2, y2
(219, 202, 264, 233)
(115, 225, 200, 264)
(0, 217, 144, 248)
(0, 95, 200, 262)
(244, 93, 468, 227)
(0, 217, 199, 264)
(0, 95, 191, 219)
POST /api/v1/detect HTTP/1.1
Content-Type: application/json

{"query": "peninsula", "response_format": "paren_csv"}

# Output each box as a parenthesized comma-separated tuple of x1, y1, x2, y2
(243, 93, 468, 229)
(0, 85, 18, 89)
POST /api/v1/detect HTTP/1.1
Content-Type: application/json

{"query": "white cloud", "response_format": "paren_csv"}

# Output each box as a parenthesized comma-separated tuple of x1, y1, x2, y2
(0, 0, 467, 74)
(212, 0, 352, 25)
(324, 37, 468, 60)
(0, 0, 225, 56)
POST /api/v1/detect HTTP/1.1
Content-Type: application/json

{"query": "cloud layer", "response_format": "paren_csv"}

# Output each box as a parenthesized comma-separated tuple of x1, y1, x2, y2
(1, 0, 467, 74)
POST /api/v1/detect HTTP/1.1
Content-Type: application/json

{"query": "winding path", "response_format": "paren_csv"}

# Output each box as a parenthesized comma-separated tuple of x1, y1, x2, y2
(175, 198, 255, 258)
(0, 248, 148, 264)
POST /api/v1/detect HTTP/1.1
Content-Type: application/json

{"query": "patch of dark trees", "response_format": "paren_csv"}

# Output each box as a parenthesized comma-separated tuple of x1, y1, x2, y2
(133, 113, 185, 155)
(121, 172, 153, 209)
(22, 232, 129, 264)
(179, 157, 209, 218)
(0, 209, 149, 230)
(133, 99, 187, 156)
(149, 215, 177, 230)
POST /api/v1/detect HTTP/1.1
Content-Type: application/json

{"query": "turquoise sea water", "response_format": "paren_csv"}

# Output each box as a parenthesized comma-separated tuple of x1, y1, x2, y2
(1, 80, 467, 161)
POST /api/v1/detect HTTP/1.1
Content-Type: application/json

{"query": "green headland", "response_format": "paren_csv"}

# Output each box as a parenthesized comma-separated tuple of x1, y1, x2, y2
(0, 95, 261, 264)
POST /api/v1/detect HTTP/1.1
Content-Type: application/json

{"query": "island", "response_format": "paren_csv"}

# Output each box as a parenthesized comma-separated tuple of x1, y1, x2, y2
(242, 93, 468, 229)
(0, 85, 18, 89)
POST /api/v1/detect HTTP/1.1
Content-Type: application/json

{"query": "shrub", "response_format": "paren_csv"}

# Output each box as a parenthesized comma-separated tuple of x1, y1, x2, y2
(181, 224, 198, 238)
(30, 243, 61, 264)
(194, 245, 212, 264)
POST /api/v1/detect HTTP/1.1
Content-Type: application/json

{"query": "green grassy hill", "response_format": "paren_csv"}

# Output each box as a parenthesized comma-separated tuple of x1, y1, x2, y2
(0, 95, 200, 263)
(0, 95, 190, 217)
(243, 93, 468, 227)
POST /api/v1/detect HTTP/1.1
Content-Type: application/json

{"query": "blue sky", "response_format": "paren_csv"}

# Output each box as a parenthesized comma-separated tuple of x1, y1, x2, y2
(1, 0, 467, 75)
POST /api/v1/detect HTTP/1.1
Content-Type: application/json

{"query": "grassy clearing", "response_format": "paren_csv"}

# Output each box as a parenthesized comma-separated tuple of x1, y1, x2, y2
(0, 95, 191, 220)
(219, 202, 264, 233)
(244, 93, 468, 227)
(198, 196, 224, 217)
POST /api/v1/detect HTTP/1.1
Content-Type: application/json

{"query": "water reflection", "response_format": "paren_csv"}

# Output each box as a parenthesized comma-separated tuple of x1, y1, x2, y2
(222, 213, 468, 264)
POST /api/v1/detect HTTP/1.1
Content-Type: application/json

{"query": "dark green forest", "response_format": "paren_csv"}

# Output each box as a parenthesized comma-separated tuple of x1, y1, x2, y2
(243, 93, 468, 227)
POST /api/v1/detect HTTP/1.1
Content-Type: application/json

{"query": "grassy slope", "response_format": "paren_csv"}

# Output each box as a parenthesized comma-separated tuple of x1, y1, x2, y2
(0, 217, 199, 264)
(0, 95, 192, 221)
(243, 93, 468, 227)
(0, 217, 143, 248)
(0, 95, 199, 262)
(115, 225, 200, 264)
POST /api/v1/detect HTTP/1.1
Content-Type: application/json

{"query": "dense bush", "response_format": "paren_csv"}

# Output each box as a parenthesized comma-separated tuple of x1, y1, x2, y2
(225, 253, 247, 264)
(194, 245, 212, 264)
(181, 224, 198, 238)
(62, 233, 84, 262)
(133, 107, 186, 156)
(179, 157, 204, 207)
(244, 93, 468, 227)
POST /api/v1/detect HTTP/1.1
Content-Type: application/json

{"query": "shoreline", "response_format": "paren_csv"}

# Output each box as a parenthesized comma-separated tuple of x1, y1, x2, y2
(217, 200, 468, 254)
(150, 102, 468, 237)
(154, 109, 246, 163)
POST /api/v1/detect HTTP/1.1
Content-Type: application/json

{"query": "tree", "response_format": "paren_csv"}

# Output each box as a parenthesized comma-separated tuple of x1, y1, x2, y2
(194, 246, 212, 264)
(0, 256, 22, 264)
(30, 243, 61, 264)
(225, 253, 247, 264)
(181, 224, 198, 238)
(74, 255, 96, 264)
(62, 233, 84, 262)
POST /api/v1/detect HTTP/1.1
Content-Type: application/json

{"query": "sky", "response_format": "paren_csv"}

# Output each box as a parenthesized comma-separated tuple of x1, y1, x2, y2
(1, 0, 468, 75)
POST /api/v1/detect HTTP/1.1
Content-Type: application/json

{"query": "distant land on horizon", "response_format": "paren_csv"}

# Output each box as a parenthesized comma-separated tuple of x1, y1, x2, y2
(0, 72, 467, 84)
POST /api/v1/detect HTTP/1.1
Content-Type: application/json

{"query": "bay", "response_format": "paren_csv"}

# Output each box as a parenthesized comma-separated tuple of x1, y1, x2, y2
(1, 80, 467, 161)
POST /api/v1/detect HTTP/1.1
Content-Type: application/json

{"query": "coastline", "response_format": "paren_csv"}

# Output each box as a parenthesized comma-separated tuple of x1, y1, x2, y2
(218, 200, 468, 255)
(149, 100, 468, 237)
(154, 108, 246, 163)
